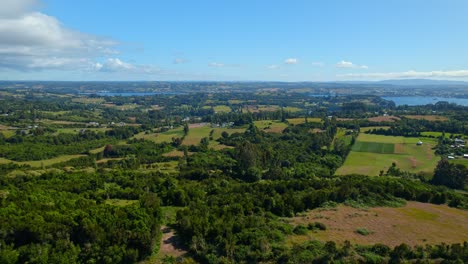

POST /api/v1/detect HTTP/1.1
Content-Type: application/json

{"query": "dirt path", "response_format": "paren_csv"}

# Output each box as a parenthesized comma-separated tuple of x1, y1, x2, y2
(158, 226, 188, 259)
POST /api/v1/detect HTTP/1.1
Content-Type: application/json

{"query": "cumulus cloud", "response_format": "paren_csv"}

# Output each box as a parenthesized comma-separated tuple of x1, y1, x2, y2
(95, 58, 160, 74)
(0, 0, 39, 18)
(339, 70, 468, 80)
(336, 60, 368, 69)
(0, 1, 118, 71)
(284, 58, 298, 64)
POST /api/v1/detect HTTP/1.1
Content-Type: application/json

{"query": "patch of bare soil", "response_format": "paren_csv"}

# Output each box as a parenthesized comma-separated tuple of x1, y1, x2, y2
(159, 226, 188, 259)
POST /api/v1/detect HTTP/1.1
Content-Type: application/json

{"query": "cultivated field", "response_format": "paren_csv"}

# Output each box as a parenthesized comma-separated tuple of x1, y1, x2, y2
(336, 134, 438, 176)
(287, 202, 468, 247)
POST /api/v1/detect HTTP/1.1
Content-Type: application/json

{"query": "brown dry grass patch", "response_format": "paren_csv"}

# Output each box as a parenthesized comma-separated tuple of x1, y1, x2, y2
(287, 202, 468, 247)
(368, 116, 401, 122)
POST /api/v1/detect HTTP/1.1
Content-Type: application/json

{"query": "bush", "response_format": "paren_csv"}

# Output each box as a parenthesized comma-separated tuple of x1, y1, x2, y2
(356, 228, 372, 236)
(293, 225, 308, 235)
(307, 222, 327, 231)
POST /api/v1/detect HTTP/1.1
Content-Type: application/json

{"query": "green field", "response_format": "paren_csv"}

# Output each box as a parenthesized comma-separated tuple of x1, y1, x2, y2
(352, 141, 395, 154)
(133, 127, 185, 143)
(336, 134, 439, 176)
(0, 154, 86, 168)
(287, 117, 322, 125)
(254, 120, 288, 133)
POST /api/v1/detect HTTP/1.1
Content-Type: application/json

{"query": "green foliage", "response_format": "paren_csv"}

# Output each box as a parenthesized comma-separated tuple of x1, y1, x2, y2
(356, 228, 372, 236)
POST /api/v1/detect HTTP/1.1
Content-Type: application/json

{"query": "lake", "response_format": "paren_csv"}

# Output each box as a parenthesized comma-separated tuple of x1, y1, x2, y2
(382, 96, 468, 106)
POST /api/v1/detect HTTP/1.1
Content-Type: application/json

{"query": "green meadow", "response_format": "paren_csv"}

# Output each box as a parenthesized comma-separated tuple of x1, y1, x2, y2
(336, 134, 439, 176)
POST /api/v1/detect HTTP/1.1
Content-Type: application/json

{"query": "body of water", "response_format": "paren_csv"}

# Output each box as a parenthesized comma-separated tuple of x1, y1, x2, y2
(382, 96, 468, 106)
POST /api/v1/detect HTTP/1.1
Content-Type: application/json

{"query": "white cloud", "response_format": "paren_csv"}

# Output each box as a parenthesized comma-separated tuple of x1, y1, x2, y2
(96, 58, 160, 74)
(0, 1, 119, 72)
(284, 58, 298, 64)
(339, 70, 468, 80)
(0, 0, 39, 18)
(267, 64, 280, 69)
(336, 60, 368, 69)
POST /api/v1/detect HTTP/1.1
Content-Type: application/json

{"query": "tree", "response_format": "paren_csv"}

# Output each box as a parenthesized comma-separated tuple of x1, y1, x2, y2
(431, 159, 467, 189)
(183, 123, 189, 136)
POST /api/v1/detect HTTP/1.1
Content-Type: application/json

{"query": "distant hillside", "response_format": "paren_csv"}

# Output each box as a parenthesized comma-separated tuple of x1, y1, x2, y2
(377, 79, 468, 86)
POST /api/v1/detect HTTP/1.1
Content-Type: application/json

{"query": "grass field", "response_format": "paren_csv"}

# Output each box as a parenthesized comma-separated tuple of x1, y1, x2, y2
(254, 120, 288, 133)
(352, 141, 395, 154)
(0, 130, 15, 138)
(336, 134, 439, 176)
(213, 105, 231, 113)
(450, 159, 468, 166)
(133, 127, 185, 143)
(287, 117, 322, 125)
(0, 154, 86, 167)
(286, 202, 468, 247)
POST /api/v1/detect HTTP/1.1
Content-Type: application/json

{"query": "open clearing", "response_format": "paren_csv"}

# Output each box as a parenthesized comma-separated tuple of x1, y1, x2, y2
(254, 120, 288, 133)
(0, 154, 86, 167)
(287, 117, 322, 125)
(336, 134, 438, 176)
(286, 202, 468, 247)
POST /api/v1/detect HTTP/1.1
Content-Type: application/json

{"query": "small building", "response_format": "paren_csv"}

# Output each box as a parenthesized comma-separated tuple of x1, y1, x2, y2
(416, 141, 423, 146)
(464, 154, 468, 159)
(447, 155, 455, 159)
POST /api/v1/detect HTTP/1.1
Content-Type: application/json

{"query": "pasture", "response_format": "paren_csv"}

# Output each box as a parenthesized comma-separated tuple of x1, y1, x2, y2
(287, 117, 322, 125)
(336, 134, 438, 176)
(0, 154, 86, 168)
(254, 120, 288, 133)
(286, 202, 468, 247)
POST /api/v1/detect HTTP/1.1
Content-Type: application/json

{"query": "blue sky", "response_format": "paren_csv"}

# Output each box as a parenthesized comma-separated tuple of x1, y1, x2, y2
(1, 0, 468, 81)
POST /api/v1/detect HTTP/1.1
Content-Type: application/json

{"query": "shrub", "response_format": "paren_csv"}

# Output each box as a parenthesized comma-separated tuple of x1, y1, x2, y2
(307, 222, 327, 231)
(293, 224, 308, 235)
(356, 228, 372, 236)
